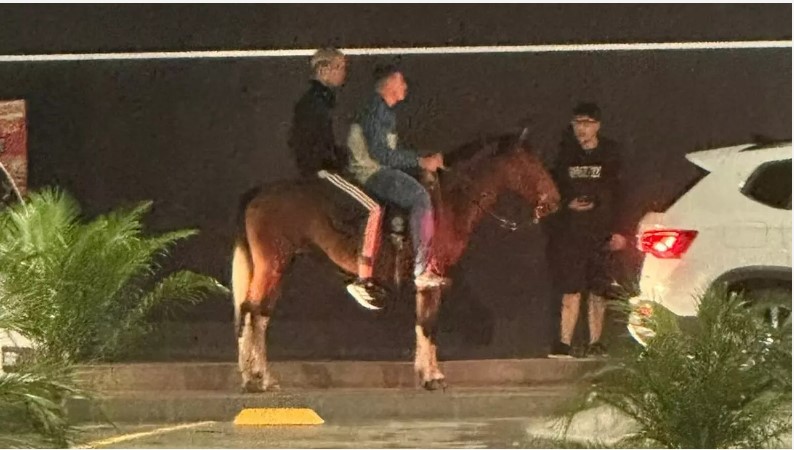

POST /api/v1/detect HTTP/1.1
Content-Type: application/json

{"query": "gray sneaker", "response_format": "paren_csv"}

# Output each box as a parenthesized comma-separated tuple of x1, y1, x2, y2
(415, 271, 450, 289)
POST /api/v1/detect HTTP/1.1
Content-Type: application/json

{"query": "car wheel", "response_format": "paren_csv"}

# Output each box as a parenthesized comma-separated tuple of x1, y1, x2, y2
(732, 283, 791, 329)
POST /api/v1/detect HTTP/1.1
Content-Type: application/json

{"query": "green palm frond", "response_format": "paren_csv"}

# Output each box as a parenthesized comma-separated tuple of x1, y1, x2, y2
(98, 270, 228, 358)
(562, 287, 792, 448)
(0, 187, 228, 446)
(0, 362, 86, 448)
(0, 187, 228, 362)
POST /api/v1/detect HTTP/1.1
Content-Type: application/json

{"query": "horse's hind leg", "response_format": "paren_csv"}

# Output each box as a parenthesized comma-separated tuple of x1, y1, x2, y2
(415, 287, 446, 391)
(238, 231, 285, 393)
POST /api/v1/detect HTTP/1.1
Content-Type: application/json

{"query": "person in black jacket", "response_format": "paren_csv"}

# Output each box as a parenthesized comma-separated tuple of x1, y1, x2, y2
(547, 102, 629, 359)
(288, 48, 349, 177)
(287, 48, 386, 309)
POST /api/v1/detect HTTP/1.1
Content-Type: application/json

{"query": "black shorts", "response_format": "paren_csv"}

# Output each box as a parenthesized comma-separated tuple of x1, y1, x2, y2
(548, 232, 613, 296)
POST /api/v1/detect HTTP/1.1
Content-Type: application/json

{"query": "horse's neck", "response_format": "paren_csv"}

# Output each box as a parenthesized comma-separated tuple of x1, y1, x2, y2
(433, 162, 506, 271)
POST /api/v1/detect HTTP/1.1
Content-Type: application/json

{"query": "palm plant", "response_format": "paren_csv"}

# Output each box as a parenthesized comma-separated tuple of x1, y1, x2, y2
(562, 286, 792, 448)
(0, 187, 228, 362)
(0, 363, 84, 448)
(0, 187, 228, 447)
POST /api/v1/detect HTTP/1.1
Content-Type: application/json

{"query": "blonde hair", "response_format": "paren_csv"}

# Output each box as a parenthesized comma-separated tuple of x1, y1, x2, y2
(310, 48, 344, 74)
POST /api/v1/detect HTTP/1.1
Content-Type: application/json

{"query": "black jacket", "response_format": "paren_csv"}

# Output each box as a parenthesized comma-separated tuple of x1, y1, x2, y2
(550, 130, 628, 238)
(287, 80, 348, 178)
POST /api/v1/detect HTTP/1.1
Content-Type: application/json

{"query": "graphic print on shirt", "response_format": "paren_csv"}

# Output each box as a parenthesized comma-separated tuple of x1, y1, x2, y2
(568, 165, 602, 179)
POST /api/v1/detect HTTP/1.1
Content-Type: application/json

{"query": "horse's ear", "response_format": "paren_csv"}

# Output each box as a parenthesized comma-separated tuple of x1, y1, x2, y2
(513, 127, 535, 154)
(519, 127, 530, 143)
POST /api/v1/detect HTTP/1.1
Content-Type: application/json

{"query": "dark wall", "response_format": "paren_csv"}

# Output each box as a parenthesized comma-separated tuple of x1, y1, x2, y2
(0, 4, 789, 52)
(0, 5, 790, 360)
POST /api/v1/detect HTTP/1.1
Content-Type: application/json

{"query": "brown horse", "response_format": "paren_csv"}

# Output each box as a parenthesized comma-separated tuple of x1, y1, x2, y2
(231, 132, 561, 392)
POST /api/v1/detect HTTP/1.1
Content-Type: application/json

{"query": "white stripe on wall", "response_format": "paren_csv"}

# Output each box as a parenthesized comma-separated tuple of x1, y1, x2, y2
(0, 40, 789, 63)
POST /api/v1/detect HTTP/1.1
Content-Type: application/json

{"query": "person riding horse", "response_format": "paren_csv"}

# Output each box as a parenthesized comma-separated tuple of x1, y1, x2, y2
(345, 64, 448, 309)
(287, 48, 387, 308)
(231, 56, 561, 392)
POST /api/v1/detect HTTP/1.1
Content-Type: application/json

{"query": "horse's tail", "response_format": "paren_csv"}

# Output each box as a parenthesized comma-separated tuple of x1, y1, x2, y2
(232, 187, 260, 337)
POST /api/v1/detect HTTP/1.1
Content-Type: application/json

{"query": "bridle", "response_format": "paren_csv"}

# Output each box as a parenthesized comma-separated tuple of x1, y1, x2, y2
(429, 128, 556, 232)
(438, 170, 550, 233)
(471, 194, 545, 232)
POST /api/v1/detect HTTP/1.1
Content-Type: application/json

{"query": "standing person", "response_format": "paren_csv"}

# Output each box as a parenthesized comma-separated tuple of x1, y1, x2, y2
(287, 48, 385, 308)
(547, 102, 628, 358)
(346, 64, 448, 303)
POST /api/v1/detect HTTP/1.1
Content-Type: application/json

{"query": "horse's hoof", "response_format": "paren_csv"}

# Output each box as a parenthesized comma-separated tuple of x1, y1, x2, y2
(241, 380, 265, 394)
(241, 379, 280, 393)
(422, 378, 447, 391)
(263, 380, 281, 391)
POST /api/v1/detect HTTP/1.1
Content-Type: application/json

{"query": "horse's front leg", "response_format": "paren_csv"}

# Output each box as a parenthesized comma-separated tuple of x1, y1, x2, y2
(415, 287, 446, 391)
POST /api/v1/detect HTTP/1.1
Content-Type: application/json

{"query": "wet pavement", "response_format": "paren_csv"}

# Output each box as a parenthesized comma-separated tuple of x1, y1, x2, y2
(73, 407, 792, 449)
(75, 418, 564, 449)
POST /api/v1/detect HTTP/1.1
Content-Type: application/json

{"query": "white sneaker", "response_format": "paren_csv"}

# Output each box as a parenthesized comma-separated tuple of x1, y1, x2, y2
(346, 281, 383, 311)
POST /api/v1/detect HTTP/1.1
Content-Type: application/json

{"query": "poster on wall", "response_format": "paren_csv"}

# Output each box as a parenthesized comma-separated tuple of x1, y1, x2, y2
(0, 100, 27, 206)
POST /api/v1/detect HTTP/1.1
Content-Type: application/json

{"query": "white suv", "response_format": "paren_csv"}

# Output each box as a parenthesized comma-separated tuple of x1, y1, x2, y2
(628, 141, 792, 344)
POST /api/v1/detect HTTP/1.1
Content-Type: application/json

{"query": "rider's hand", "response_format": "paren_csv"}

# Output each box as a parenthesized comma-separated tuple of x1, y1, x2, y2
(419, 154, 444, 172)
(435, 153, 446, 171)
(608, 233, 628, 251)
(568, 197, 595, 212)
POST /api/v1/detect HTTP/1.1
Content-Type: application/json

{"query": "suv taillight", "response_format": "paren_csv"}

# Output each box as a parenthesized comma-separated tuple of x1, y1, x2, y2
(639, 229, 698, 259)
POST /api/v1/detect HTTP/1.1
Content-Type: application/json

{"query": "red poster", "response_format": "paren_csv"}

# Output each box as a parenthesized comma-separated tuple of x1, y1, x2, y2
(0, 100, 27, 201)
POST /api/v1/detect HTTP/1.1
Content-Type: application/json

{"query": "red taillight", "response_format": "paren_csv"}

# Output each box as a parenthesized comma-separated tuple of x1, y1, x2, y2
(639, 229, 698, 259)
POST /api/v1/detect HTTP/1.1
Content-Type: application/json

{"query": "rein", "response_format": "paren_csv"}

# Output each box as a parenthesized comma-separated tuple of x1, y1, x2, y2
(439, 167, 541, 232)
(437, 128, 544, 232)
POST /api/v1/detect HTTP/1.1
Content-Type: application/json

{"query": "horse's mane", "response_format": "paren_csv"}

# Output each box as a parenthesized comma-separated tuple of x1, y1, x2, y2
(439, 130, 529, 191)
(444, 131, 526, 169)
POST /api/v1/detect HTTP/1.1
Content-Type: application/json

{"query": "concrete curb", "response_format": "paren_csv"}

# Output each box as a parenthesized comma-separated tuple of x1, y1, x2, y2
(76, 359, 606, 391)
(68, 387, 580, 424)
(69, 359, 603, 423)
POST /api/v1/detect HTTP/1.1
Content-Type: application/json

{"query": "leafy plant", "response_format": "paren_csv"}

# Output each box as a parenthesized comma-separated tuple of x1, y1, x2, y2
(0, 363, 85, 448)
(561, 286, 792, 448)
(0, 187, 228, 362)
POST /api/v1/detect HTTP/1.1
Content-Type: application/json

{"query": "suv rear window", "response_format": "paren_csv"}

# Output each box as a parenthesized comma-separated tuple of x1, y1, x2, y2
(654, 165, 710, 212)
(741, 158, 792, 210)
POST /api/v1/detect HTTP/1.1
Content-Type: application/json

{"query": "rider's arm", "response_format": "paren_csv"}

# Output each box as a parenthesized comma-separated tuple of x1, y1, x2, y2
(361, 102, 420, 170)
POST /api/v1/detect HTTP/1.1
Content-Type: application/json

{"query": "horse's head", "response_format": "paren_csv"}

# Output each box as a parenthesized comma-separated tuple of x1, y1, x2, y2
(496, 138, 561, 222)
(448, 131, 559, 221)
(441, 131, 560, 226)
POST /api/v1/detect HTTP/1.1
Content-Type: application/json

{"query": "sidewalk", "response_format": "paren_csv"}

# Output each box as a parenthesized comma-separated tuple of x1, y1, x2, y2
(70, 359, 604, 424)
(69, 386, 580, 424)
(75, 358, 605, 391)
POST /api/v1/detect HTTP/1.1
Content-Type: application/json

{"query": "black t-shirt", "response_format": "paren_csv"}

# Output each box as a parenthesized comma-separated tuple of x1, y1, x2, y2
(550, 133, 625, 239)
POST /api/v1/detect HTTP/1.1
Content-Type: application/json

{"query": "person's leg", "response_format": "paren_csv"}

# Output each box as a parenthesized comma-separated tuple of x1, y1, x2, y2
(319, 170, 385, 309)
(548, 233, 587, 358)
(588, 293, 607, 344)
(319, 171, 384, 279)
(586, 239, 612, 356)
(561, 292, 583, 346)
(365, 169, 444, 287)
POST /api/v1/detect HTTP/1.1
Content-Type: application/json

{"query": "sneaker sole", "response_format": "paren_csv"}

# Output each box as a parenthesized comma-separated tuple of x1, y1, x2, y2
(547, 354, 575, 359)
(346, 284, 382, 311)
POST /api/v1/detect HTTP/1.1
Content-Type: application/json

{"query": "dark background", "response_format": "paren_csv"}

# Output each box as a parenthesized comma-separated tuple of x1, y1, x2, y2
(0, 5, 790, 360)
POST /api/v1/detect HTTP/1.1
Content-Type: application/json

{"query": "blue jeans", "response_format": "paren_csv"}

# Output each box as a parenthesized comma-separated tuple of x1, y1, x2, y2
(365, 169, 433, 277)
